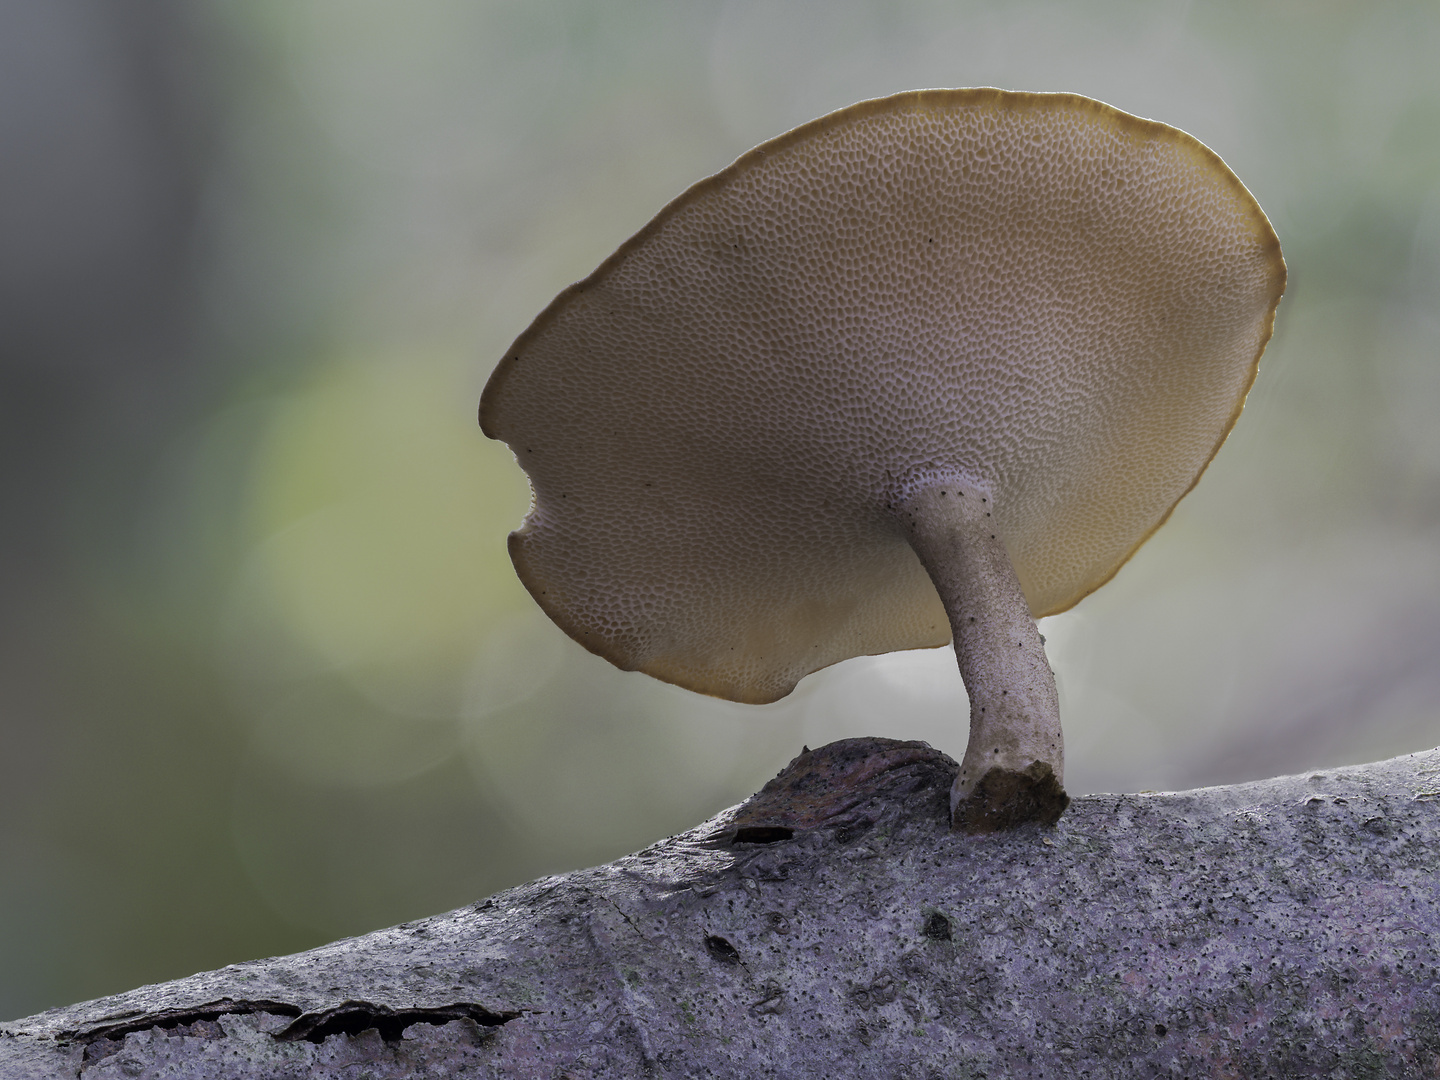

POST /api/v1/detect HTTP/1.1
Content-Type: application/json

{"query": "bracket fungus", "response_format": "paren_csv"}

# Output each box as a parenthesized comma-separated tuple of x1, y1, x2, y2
(480, 89, 1285, 832)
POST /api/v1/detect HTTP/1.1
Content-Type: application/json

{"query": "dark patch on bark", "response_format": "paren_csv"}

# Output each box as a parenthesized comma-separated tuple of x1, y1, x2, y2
(704, 935, 741, 964)
(67, 998, 303, 1044)
(923, 911, 953, 941)
(732, 825, 794, 844)
(730, 738, 955, 832)
(276, 1000, 518, 1043)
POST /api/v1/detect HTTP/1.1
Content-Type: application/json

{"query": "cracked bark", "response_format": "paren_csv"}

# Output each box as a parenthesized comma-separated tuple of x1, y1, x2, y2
(4, 737, 1440, 1078)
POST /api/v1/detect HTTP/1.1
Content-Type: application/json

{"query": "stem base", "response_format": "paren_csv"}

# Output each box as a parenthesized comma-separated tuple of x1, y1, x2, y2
(951, 762, 1070, 834)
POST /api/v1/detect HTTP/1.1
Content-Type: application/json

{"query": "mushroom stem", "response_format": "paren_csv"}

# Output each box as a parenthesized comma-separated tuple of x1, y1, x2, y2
(892, 478, 1069, 832)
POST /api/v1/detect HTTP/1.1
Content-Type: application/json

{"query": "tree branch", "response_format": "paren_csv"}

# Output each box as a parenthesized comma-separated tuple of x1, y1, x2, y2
(5, 738, 1440, 1078)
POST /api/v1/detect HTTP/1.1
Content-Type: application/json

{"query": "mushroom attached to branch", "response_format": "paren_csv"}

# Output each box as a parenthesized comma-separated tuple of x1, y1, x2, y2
(480, 89, 1285, 832)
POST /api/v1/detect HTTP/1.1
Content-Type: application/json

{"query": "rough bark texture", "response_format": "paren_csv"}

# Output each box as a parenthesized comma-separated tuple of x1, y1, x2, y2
(5, 737, 1440, 1079)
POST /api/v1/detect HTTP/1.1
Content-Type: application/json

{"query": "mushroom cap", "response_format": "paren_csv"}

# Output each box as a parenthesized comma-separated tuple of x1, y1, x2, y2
(481, 89, 1286, 704)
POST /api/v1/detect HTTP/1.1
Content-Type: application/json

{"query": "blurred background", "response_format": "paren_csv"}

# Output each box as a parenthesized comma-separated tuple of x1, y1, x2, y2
(2, 0, 1438, 1020)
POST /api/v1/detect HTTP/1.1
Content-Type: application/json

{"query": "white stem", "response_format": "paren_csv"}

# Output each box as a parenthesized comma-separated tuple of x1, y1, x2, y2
(891, 477, 1067, 831)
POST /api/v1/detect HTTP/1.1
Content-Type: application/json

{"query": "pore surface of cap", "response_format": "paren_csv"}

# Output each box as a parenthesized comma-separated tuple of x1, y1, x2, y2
(481, 88, 1286, 703)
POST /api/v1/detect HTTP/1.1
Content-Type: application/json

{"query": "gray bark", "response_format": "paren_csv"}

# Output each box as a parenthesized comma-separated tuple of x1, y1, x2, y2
(4, 737, 1440, 1079)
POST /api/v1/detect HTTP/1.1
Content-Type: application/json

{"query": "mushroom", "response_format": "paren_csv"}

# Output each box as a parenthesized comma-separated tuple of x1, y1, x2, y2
(480, 89, 1285, 832)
